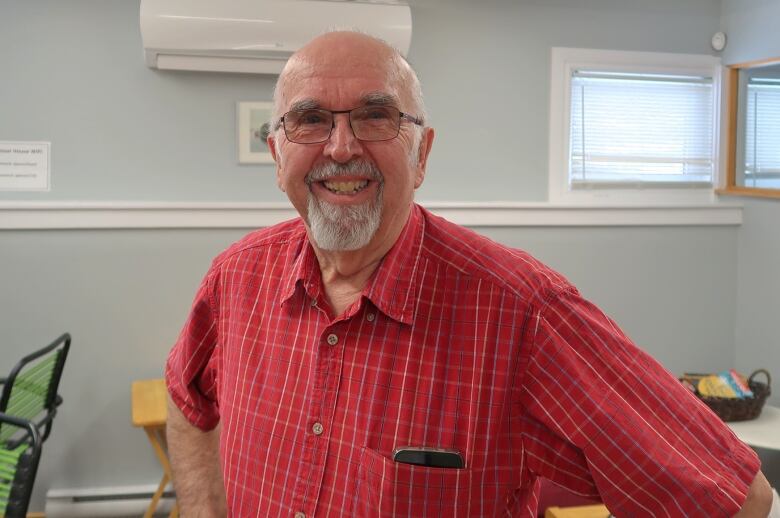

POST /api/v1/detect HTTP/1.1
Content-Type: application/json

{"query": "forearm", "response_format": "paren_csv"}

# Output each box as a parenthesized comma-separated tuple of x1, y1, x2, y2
(166, 395, 227, 517)
(734, 471, 773, 518)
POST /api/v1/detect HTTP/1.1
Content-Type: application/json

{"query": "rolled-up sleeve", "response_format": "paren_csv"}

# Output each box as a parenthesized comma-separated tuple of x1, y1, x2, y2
(518, 288, 760, 517)
(165, 269, 221, 431)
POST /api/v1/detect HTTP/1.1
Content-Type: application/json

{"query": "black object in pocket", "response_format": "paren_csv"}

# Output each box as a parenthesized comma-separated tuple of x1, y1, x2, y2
(392, 446, 465, 469)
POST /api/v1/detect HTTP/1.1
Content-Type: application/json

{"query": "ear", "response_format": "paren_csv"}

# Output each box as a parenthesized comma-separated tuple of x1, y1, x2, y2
(268, 133, 285, 191)
(413, 127, 435, 189)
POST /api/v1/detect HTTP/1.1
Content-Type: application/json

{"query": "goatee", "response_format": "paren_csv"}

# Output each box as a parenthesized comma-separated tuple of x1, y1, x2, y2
(305, 161, 384, 251)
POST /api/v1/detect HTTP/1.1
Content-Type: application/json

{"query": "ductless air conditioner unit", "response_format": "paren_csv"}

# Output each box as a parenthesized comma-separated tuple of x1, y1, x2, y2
(140, 0, 412, 75)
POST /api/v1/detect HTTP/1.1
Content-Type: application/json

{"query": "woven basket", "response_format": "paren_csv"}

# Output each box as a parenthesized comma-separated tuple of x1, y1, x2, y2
(697, 369, 772, 422)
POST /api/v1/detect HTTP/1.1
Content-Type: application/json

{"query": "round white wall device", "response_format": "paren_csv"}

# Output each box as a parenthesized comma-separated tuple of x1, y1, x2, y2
(711, 32, 727, 52)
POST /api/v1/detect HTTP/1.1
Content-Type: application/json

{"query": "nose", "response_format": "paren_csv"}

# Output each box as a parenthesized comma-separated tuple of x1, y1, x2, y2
(323, 113, 363, 163)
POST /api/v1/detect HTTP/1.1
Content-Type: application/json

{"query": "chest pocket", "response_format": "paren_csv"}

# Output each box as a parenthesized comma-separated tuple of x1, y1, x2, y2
(354, 446, 508, 518)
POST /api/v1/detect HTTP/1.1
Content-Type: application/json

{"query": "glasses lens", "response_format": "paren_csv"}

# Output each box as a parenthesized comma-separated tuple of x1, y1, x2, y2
(351, 106, 400, 141)
(284, 109, 333, 143)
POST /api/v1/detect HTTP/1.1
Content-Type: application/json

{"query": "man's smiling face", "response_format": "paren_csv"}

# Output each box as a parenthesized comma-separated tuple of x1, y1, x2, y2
(269, 32, 432, 252)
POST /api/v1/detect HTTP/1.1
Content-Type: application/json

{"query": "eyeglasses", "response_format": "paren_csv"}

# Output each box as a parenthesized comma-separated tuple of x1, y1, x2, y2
(277, 106, 423, 144)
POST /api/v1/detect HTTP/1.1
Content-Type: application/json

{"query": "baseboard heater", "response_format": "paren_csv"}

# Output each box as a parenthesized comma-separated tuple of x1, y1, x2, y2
(46, 484, 175, 517)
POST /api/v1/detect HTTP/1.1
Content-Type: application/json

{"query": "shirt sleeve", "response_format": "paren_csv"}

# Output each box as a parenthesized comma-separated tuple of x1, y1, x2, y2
(518, 287, 760, 517)
(165, 269, 221, 431)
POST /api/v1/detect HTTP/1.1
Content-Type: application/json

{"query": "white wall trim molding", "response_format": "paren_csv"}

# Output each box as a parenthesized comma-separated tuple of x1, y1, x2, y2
(0, 201, 742, 229)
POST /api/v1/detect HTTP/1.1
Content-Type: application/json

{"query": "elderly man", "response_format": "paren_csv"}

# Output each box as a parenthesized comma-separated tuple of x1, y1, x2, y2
(165, 32, 772, 517)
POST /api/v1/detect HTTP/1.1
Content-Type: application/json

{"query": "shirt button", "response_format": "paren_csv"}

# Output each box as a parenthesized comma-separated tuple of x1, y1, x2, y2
(366, 313, 376, 322)
(312, 422, 324, 435)
(326, 333, 338, 346)
(294, 513, 306, 518)
(310, 297, 317, 306)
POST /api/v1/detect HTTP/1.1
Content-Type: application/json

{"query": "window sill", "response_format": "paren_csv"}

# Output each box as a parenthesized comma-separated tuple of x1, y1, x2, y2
(0, 201, 742, 229)
(716, 187, 780, 200)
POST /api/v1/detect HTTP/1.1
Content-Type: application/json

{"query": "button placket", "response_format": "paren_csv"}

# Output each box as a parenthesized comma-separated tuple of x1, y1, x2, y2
(292, 326, 341, 514)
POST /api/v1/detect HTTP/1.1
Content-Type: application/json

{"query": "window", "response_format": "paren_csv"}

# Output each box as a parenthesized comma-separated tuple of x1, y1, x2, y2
(570, 72, 714, 186)
(743, 78, 780, 189)
(549, 48, 722, 205)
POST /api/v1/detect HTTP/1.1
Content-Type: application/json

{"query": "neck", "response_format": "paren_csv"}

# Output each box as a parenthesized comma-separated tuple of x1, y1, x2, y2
(309, 203, 412, 315)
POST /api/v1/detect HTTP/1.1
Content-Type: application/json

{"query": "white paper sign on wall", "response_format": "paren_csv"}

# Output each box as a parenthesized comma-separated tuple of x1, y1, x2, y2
(0, 141, 51, 191)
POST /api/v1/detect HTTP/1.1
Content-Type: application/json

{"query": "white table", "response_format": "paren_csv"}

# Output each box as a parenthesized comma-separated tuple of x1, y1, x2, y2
(726, 405, 780, 451)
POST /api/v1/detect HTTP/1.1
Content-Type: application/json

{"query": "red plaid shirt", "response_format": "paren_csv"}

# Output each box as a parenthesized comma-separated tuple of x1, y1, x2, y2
(167, 204, 759, 517)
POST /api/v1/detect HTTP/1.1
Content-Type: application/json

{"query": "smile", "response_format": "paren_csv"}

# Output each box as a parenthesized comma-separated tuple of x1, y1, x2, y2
(322, 179, 370, 194)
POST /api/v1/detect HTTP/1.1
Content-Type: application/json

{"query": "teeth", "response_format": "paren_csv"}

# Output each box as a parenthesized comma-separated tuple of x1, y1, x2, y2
(323, 180, 369, 194)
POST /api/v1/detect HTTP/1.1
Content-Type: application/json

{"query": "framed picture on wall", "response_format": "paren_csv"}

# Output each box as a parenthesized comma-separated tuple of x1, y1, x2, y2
(237, 101, 274, 164)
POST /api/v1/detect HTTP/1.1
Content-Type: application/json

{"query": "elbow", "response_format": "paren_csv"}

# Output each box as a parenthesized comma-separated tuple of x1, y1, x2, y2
(734, 471, 773, 517)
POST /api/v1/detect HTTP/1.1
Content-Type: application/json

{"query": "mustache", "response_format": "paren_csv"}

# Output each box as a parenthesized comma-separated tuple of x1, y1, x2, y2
(305, 160, 384, 185)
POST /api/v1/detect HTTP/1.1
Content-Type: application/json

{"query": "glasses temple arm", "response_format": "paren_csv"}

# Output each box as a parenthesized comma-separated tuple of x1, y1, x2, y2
(400, 112, 424, 126)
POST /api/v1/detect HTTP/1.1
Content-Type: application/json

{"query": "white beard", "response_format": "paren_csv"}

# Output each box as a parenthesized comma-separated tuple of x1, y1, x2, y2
(305, 161, 384, 251)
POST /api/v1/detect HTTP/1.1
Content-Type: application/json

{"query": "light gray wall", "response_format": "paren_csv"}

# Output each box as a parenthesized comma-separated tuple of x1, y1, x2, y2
(733, 199, 780, 406)
(720, 0, 780, 488)
(732, 198, 780, 488)
(720, 0, 780, 64)
(0, 0, 283, 202)
(2, 0, 760, 511)
(0, 0, 722, 203)
(0, 229, 245, 493)
(415, 0, 722, 201)
(721, 0, 780, 406)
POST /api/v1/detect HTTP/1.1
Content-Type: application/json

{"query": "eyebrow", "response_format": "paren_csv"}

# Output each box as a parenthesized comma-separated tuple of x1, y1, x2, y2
(286, 92, 400, 113)
(288, 98, 321, 112)
(361, 92, 400, 107)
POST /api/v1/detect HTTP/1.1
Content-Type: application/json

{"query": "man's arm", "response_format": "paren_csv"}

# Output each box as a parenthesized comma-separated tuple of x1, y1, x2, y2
(734, 471, 773, 517)
(166, 395, 227, 517)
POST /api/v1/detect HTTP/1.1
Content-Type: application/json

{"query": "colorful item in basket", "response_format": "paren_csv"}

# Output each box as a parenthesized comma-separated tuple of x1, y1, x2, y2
(697, 370, 754, 399)
(727, 369, 754, 397)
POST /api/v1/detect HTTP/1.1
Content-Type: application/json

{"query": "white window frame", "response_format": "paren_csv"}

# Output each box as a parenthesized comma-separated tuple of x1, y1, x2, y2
(548, 47, 724, 206)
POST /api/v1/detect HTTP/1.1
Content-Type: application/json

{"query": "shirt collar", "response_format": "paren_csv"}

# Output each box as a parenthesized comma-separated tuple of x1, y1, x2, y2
(280, 224, 321, 305)
(280, 204, 425, 325)
(362, 203, 424, 325)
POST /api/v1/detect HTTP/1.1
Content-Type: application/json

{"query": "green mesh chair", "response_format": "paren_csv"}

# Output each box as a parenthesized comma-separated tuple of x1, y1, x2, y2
(0, 333, 70, 517)
(0, 333, 70, 445)
(0, 412, 42, 518)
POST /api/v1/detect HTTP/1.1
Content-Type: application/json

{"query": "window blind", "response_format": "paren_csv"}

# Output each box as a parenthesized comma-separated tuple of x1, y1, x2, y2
(744, 79, 780, 189)
(569, 71, 714, 188)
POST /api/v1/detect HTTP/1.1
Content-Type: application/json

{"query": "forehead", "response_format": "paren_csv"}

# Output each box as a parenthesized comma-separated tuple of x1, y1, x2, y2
(279, 55, 407, 111)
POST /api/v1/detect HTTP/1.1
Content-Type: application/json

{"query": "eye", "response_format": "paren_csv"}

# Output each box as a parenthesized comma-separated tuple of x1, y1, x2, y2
(362, 107, 393, 120)
(294, 110, 330, 126)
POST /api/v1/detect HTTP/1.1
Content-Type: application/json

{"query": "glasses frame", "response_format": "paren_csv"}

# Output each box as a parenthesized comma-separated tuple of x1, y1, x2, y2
(276, 106, 424, 144)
